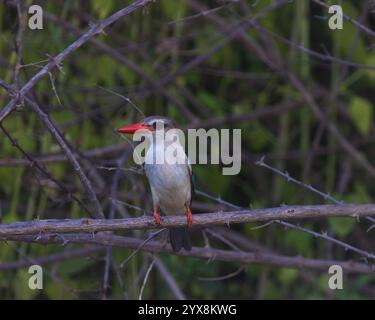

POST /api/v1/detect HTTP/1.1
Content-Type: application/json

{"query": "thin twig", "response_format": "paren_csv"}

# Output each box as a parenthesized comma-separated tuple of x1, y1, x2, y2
(154, 257, 186, 300)
(256, 156, 375, 227)
(24, 97, 104, 219)
(0, 122, 92, 216)
(138, 256, 156, 300)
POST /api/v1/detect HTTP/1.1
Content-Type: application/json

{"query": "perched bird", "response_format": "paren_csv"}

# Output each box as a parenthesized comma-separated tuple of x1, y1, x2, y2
(117, 116, 193, 251)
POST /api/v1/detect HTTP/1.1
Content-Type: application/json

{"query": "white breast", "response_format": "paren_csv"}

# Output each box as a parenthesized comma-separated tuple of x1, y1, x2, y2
(144, 139, 191, 215)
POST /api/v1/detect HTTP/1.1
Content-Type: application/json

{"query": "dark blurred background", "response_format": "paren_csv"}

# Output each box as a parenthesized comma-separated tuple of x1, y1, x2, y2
(0, 0, 374, 299)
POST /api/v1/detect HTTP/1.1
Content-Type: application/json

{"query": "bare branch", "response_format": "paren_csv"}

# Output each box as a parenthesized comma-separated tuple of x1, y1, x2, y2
(0, 122, 92, 216)
(1, 204, 375, 239)
(3, 233, 375, 274)
(24, 96, 104, 219)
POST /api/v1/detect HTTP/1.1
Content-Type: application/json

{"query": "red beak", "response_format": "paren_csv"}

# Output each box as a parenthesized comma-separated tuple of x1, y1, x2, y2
(117, 122, 151, 134)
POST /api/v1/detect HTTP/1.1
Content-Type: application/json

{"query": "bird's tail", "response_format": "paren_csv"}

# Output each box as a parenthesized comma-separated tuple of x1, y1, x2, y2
(169, 227, 192, 252)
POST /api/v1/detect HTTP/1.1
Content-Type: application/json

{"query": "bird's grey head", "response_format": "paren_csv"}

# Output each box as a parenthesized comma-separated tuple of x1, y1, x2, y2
(117, 115, 177, 135)
(140, 116, 176, 131)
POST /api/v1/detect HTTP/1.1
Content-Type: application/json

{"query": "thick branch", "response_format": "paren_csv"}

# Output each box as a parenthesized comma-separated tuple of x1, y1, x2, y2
(1, 204, 375, 237)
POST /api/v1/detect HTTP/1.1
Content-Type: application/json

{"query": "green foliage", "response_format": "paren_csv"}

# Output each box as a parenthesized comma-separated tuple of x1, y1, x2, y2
(278, 268, 298, 286)
(92, 0, 114, 19)
(348, 96, 373, 136)
(334, 2, 366, 62)
(13, 270, 39, 300)
(329, 217, 355, 237)
(247, 123, 274, 151)
(284, 229, 312, 256)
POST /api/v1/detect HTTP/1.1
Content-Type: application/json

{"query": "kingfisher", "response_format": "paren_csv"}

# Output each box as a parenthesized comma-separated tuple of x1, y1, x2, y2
(117, 116, 193, 252)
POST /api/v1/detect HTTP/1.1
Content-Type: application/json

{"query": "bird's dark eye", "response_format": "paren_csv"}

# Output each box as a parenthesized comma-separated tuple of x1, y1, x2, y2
(151, 122, 157, 129)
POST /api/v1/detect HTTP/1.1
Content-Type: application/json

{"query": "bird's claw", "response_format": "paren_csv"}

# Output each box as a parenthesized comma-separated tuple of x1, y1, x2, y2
(153, 207, 161, 225)
(185, 205, 193, 227)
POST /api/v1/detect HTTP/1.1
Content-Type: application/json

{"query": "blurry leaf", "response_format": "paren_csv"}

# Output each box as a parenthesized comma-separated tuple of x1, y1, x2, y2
(345, 183, 372, 203)
(0, 241, 14, 261)
(10, 167, 24, 215)
(318, 274, 329, 291)
(194, 164, 225, 195)
(365, 55, 375, 81)
(329, 217, 355, 237)
(81, 56, 117, 87)
(246, 265, 261, 277)
(13, 269, 39, 300)
(353, 275, 374, 287)
(46, 22, 65, 53)
(264, 280, 282, 299)
(284, 229, 312, 256)
(92, 0, 114, 19)
(278, 268, 298, 285)
(197, 92, 226, 115)
(81, 120, 98, 149)
(0, 168, 20, 194)
(58, 258, 96, 277)
(45, 281, 75, 299)
(348, 96, 372, 136)
(160, 0, 187, 21)
(247, 123, 273, 151)
(334, 2, 366, 63)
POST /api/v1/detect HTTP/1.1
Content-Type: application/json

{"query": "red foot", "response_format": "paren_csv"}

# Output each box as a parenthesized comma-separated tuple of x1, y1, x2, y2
(153, 207, 161, 225)
(184, 204, 193, 227)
